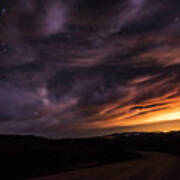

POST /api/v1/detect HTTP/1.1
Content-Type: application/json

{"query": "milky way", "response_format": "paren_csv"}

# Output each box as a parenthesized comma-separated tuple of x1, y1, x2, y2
(0, 0, 180, 138)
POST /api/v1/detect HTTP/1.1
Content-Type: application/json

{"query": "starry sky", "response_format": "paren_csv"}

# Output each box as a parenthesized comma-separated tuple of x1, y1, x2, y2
(0, 0, 180, 138)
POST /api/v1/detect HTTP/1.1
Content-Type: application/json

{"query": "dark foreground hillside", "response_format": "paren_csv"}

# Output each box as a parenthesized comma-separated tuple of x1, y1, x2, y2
(1, 131, 180, 180)
(0, 135, 139, 180)
(32, 152, 180, 180)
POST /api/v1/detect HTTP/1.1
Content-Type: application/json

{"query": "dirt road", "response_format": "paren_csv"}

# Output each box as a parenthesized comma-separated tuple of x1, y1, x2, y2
(30, 152, 180, 180)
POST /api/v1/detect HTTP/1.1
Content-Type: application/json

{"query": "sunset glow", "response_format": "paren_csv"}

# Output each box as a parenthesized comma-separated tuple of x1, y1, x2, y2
(1, 0, 180, 137)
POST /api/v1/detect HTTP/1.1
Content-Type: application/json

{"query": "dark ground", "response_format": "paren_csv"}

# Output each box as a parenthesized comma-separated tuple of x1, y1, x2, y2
(1, 131, 180, 180)
(31, 152, 180, 180)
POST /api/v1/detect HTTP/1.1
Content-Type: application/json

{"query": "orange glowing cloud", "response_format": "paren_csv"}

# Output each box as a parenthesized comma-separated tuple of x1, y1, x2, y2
(81, 74, 180, 132)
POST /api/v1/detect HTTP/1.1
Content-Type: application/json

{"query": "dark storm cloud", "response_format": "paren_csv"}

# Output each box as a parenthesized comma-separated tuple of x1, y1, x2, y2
(131, 103, 167, 111)
(0, 0, 180, 137)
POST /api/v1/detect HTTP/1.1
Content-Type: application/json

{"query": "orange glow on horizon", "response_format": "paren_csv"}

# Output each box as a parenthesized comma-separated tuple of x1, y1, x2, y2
(82, 88, 180, 132)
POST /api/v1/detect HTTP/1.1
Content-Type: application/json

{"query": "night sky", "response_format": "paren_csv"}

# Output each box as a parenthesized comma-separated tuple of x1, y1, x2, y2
(0, 0, 180, 138)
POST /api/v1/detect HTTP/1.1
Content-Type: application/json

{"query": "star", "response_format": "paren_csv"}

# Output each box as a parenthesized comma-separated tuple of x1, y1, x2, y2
(175, 17, 179, 22)
(1, 8, 6, 15)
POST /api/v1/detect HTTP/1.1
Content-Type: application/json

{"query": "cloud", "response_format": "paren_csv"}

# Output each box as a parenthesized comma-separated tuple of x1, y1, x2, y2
(0, 0, 68, 41)
(0, 0, 180, 137)
(39, 1, 67, 36)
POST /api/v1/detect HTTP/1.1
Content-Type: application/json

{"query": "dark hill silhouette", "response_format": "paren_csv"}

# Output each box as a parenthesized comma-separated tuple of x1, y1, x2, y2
(1, 131, 180, 180)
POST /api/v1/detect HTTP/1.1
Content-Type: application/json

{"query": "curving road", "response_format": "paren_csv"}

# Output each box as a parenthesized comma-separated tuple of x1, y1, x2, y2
(30, 152, 180, 180)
